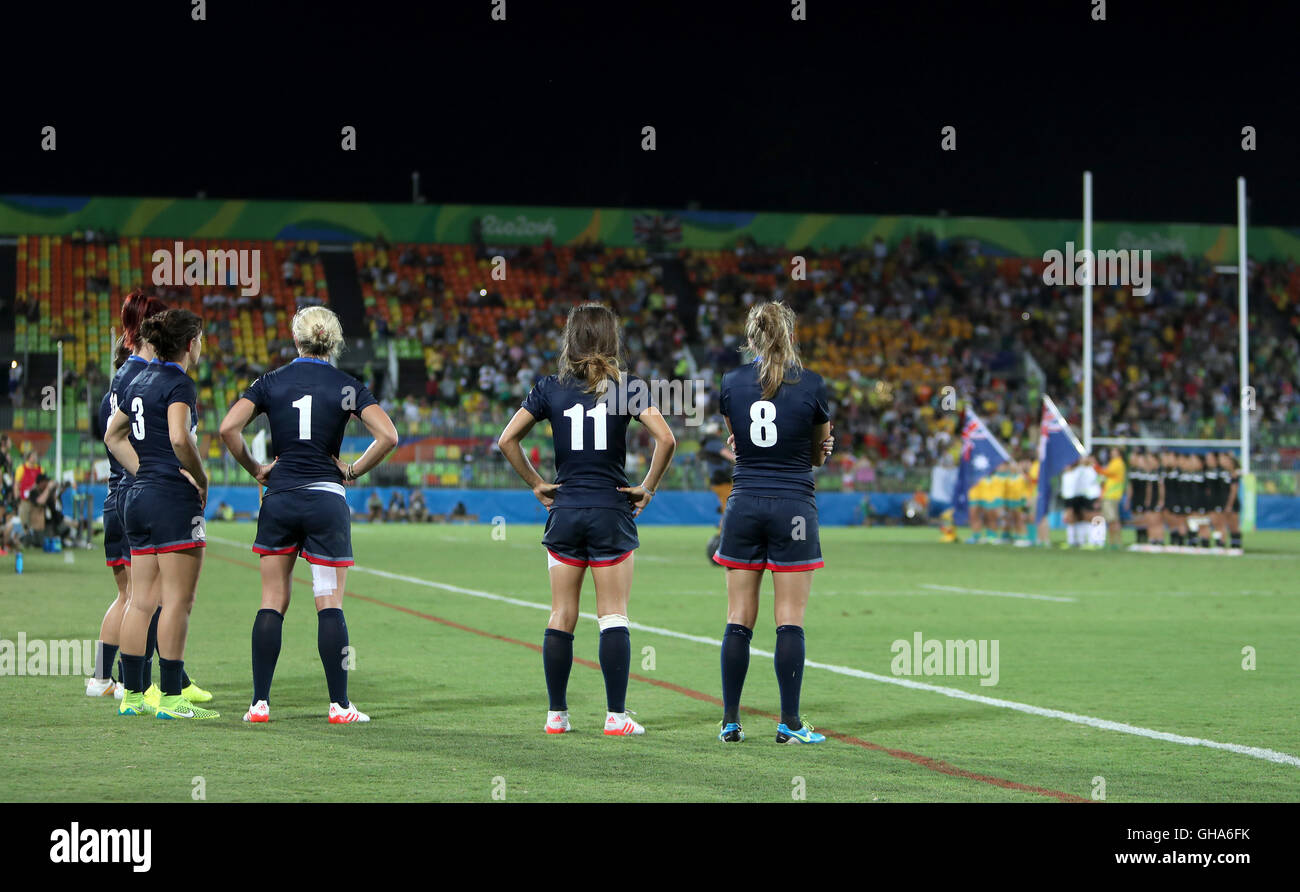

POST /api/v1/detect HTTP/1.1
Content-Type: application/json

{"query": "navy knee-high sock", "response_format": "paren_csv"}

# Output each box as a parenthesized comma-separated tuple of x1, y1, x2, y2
(120, 653, 145, 694)
(317, 608, 350, 708)
(721, 623, 752, 724)
(598, 626, 631, 713)
(774, 625, 806, 728)
(542, 628, 574, 711)
(251, 608, 284, 704)
(143, 606, 161, 689)
(159, 657, 185, 697)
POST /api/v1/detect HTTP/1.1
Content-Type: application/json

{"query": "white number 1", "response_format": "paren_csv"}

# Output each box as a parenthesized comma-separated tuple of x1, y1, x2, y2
(292, 394, 312, 440)
(563, 402, 608, 451)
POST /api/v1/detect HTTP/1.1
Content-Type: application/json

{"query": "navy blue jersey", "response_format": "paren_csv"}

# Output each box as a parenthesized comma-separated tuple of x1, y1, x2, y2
(521, 373, 652, 510)
(121, 361, 198, 488)
(96, 355, 151, 495)
(720, 361, 830, 499)
(242, 357, 378, 495)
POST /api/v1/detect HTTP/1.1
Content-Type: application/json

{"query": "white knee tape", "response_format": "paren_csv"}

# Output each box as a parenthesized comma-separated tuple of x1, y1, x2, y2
(597, 614, 629, 632)
(311, 564, 338, 598)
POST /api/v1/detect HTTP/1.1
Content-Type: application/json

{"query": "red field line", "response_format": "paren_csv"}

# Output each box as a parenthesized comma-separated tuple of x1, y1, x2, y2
(210, 551, 1089, 802)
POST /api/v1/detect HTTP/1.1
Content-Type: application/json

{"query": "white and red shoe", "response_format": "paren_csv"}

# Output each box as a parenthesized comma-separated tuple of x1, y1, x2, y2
(243, 700, 270, 723)
(603, 710, 645, 736)
(85, 677, 122, 698)
(545, 710, 571, 734)
(328, 702, 370, 724)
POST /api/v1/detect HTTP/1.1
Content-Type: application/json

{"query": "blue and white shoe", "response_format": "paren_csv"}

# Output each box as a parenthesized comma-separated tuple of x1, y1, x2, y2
(718, 721, 745, 742)
(775, 719, 826, 744)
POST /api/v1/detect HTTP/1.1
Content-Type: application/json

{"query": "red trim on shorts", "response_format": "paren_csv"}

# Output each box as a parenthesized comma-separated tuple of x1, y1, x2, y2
(587, 550, 633, 568)
(547, 549, 589, 568)
(252, 545, 298, 556)
(155, 541, 206, 554)
(130, 547, 157, 556)
(106, 558, 130, 567)
(767, 560, 824, 572)
(301, 552, 354, 567)
(712, 553, 767, 570)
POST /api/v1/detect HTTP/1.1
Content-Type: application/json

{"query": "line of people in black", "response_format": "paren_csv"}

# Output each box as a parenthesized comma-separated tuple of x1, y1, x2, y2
(1127, 450, 1242, 549)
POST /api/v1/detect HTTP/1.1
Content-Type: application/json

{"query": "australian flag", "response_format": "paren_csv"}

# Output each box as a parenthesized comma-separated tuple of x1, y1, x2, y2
(953, 406, 1012, 526)
(1035, 395, 1086, 517)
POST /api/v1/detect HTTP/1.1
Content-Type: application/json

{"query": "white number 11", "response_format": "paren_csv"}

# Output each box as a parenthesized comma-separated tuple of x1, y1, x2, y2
(563, 402, 607, 451)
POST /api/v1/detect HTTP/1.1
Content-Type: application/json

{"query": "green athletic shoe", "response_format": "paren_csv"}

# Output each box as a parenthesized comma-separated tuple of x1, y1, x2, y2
(181, 681, 213, 703)
(154, 694, 220, 720)
(118, 690, 153, 716)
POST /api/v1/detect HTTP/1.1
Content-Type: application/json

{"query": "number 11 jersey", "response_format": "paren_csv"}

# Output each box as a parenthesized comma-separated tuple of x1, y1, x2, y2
(520, 373, 652, 511)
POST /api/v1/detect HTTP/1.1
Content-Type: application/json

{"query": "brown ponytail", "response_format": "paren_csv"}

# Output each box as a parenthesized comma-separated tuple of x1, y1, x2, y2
(139, 309, 203, 362)
(558, 303, 623, 394)
(744, 301, 802, 399)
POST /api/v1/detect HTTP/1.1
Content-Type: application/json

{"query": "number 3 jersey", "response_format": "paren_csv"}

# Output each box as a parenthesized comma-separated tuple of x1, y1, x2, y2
(120, 360, 199, 490)
(521, 373, 652, 511)
(241, 357, 378, 496)
(720, 361, 830, 500)
(96, 354, 152, 497)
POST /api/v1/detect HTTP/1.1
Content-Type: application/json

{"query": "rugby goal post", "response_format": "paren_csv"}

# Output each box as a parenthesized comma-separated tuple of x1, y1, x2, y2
(1082, 173, 1254, 531)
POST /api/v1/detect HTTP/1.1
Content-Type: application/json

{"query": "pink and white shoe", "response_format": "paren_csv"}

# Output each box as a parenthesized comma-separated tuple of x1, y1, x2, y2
(328, 702, 370, 724)
(545, 710, 571, 734)
(243, 700, 270, 723)
(603, 710, 645, 736)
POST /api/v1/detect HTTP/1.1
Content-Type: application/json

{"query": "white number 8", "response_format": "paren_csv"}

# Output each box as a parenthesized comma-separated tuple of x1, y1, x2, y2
(749, 400, 777, 447)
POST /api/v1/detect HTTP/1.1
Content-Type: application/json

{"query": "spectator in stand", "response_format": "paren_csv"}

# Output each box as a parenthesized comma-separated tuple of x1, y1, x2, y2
(366, 490, 384, 523)
(386, 490, 408, 522)
(409, 489, 429, 523)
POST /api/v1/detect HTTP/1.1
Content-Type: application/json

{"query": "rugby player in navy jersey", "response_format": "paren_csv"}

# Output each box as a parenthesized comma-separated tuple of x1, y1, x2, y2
(86, 291, 165, 699)
(104, 309, 216, 720)
(220, 307, 397, 724)
(497, 303, 676, 736)
(713, 302, 834, 744)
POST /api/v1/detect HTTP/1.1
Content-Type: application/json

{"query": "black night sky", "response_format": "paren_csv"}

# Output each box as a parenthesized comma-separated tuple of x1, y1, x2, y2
(1, 0, 1296, 225)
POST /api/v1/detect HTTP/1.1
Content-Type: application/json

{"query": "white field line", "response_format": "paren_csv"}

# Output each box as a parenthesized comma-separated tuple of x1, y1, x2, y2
(207, 535, 1300, 769)
(919, 583, 1077, 603)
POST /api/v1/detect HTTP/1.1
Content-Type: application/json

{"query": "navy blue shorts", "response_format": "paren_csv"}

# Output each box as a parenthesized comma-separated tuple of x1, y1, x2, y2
(103, 490, 130, 567)
(542, 507, 638, 568)
(254, 488, 353, 566)
(123, 482, 206, 556)
(714, 493, 823, 572)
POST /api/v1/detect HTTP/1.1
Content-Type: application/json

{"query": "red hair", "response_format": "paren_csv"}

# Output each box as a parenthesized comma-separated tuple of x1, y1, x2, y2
(120, 289, 169, 352)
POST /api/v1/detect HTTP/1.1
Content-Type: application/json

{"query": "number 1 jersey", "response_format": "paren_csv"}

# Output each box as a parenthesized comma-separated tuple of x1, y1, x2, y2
(242, 357, 377, 495)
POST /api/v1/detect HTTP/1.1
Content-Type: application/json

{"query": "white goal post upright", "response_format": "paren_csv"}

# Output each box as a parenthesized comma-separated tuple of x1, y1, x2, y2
(1085, 175, 1249, 479)
(1082, 171, 1093, 454)
(1238, 176, 1250, 475)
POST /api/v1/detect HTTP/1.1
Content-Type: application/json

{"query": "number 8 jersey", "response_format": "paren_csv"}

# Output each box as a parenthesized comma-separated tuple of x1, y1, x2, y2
(242, 357, 377, 495)
(720, 361, 830, 499)
(521, 373, 652, 510)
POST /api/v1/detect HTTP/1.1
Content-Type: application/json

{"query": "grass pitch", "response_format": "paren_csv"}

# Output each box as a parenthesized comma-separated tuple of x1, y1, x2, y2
(2, 522, 1297, 802)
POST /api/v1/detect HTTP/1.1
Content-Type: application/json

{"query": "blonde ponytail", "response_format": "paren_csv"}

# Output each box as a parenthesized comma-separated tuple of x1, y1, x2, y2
(745, 301, 802, 399)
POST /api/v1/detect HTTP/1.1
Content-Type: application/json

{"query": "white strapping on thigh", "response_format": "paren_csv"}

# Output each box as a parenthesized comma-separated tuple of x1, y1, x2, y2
(311, 563, 338, 597)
